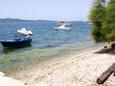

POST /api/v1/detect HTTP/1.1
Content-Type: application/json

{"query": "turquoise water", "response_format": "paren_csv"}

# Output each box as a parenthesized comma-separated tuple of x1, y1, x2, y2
(0, 20, 95, 74)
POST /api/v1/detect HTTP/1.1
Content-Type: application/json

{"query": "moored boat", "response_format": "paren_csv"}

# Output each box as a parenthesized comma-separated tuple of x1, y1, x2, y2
(17, 28, 33, 35)
(0, 36, 32, 47)
(54, 21, 72, 31)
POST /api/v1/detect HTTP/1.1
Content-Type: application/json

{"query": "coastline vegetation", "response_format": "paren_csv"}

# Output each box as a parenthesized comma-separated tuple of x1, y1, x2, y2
(89, 0, 115, 42)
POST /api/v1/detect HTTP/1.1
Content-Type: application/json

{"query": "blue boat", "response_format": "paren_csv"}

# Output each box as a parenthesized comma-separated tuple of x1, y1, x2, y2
(0, 36, 32, 47)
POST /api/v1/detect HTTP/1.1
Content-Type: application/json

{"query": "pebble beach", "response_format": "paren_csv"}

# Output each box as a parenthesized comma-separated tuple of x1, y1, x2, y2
(1, 46, 115, 86)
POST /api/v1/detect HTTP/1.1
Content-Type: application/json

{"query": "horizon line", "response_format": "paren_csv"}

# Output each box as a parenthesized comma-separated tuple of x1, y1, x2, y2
(0, 17, 89, 22)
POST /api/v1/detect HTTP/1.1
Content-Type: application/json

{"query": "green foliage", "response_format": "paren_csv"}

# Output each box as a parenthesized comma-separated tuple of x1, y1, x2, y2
(89, 0, 106, 25)
(92, 27, 105, 42)
(89, 0, 115, 42)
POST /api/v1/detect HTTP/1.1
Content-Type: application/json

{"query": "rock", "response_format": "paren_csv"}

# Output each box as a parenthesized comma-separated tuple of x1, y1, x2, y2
(104, 46, 107, 48)
(24, 82, 28, 85)
(110, 42, 115, 49)
(95, 48, 113, 54)
(95, 42, 115, 54)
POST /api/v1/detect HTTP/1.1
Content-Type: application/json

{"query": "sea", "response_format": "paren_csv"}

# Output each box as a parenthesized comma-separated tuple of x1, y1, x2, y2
(0, 20, 99, 74)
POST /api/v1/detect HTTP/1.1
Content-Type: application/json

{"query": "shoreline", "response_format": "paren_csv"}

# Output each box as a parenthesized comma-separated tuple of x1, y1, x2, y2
(1, 43, 115, 86)
(10, 44, 115, 86)
(10, 43, 104, 76)
(0, 42, 104, 76)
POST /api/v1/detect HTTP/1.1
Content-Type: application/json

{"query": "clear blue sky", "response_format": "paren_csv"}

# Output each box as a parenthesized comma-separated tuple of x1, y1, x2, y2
(0, 0, 93, 21)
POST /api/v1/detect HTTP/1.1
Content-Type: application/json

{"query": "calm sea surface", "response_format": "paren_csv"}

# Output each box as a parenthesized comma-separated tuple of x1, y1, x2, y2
(0, 21, 93, 52)
(0, 21, 97, 74)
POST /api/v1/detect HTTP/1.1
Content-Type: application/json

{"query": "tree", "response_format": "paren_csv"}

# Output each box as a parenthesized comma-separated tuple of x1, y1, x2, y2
(89, 0, 115, 42)
(101, 0, 115, 41)
(89, 0, 106, 42)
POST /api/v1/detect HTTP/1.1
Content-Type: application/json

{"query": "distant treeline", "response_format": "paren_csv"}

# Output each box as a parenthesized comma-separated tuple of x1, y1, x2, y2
(0, 18, 90, 24)
(89, 0, 115, 42)
(0, 18, 55, 22)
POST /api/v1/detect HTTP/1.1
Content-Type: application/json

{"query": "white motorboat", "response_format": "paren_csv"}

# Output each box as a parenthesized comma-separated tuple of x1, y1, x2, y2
(17, 28, 33, 35)
(54, 21, 72, 31)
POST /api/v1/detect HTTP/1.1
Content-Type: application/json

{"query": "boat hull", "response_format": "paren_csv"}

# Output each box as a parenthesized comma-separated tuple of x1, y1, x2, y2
(0, 38, 32, 47)
(54, 27, 71, 31)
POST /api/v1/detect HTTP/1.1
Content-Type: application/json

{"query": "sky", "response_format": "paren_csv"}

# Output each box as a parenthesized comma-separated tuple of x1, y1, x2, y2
(0, 0, 93, 21)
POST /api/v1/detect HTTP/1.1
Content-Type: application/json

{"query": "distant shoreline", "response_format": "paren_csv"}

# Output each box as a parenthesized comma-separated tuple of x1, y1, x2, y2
(0, 18, 89, 22)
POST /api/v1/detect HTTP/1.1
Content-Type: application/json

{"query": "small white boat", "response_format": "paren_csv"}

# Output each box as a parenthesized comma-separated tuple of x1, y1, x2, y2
(54, 25, 71, 30)
(17, 28, 33, 35)
(54, 21, 72, 31)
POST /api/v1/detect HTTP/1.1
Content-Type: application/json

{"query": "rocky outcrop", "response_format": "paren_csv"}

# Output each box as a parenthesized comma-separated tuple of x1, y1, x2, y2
(95, 42, 115, 54)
